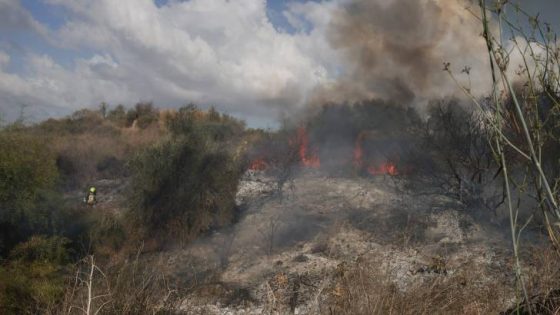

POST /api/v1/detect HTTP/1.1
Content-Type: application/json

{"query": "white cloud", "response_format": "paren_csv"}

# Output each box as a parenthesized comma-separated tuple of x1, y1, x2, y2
(0, 0, 533, 125)
(0, 0, 340, 124)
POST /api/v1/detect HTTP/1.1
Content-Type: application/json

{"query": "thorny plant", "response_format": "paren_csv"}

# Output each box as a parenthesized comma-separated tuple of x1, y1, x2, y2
(446, 0, 560, 312)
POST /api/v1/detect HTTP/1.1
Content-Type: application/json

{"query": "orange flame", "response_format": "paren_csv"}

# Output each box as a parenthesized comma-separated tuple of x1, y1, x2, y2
(353, 132, 398, 176)
(297, 126, 320, 168)
(367, 162, 398, 176)
(249, 158, 268, 171)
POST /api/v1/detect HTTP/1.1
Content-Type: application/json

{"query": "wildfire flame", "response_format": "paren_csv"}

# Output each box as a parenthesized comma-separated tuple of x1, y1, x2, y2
(249, 158, 268, 171)
(248, 127, 399, 175)
(353, 131, 398, 176)
(297, 126, 320, 168)
(367, 163, 398, 176)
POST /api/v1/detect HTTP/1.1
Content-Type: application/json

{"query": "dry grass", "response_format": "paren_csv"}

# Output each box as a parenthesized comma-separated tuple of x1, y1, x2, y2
(120, 124, 163, 149)
(322, 259, 511, 315)
(315, 244, 560, 315)
(512, 246, 560, 314)
(50, 124, 163, 188)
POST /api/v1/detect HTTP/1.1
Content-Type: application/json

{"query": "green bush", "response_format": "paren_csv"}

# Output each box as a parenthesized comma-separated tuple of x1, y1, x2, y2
(127, 106, 245, 243)
(0, 131, 60, 255)
(128, 137, 242, 242)
(0, 132, 57, 209)
(0, 236, 71, 314)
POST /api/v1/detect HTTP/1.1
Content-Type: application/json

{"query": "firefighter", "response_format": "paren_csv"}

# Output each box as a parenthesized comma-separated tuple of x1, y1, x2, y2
(85, 186, 97, 206)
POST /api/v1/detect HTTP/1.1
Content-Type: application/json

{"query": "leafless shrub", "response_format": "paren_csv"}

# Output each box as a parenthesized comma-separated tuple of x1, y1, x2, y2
(258, 215, 282, 256)
(61, 255, 112, 315)
(417, 99, 504, 214)
(60, 251, 179, 315)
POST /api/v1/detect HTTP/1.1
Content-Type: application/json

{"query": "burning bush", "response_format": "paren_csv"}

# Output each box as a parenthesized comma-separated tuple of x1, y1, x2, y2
(300, 100, 422, 176)
(249, 100, 422, 178)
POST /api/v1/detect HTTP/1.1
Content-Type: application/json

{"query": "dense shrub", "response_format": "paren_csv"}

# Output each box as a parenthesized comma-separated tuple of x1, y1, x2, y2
(0, 104, 248, 312)
(0, 131, 60, 255)
(0, 132, 57, 208)
(36, 109, 118, 137)
(127, 105, 246, 244)
(0, 236, 71, 314)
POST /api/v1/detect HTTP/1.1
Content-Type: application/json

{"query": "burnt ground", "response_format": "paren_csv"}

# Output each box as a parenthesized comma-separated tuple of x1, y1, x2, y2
(134, 171, 538, 314)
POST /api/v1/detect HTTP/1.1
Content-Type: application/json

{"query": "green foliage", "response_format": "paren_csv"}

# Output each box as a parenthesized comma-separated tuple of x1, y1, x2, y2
(0, 131, 63, 255)
(0, 236, 71, 314)
(127, 105, 245, 243)
(0, 104, 249, 312)
(0, 132, 57, 211)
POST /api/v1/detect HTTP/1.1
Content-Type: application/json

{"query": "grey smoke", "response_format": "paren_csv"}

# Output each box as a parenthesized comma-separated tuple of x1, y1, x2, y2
(310, 0, 491, 107)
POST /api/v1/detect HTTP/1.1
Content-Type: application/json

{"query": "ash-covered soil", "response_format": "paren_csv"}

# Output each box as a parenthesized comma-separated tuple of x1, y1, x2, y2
(147, 171, 528, 314)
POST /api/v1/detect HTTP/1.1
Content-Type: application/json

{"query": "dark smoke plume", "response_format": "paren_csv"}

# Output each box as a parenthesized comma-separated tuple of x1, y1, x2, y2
(311, 0, 491, 106)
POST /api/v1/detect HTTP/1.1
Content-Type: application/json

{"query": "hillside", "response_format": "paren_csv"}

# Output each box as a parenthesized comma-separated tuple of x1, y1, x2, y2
(153, 171, 537, 314)
(1, 101, 559, 314)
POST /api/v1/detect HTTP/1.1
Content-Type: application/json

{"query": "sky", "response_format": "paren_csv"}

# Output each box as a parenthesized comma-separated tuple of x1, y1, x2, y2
(0, 0, 558, 128)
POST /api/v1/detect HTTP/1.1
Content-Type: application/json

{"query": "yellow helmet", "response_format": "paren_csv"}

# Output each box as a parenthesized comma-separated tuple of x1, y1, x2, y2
(89, 187, 96, 193)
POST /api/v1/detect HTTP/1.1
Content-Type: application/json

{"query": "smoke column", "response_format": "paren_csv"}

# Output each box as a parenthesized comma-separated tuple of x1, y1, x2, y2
(310, 0, 492, 107)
